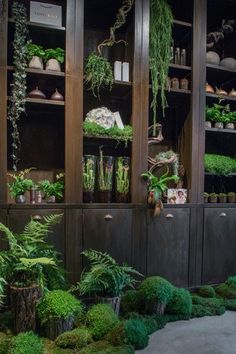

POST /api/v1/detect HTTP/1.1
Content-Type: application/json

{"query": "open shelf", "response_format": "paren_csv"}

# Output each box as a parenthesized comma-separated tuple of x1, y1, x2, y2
(169, 63, 192, 71)
(206, 64, 236, 84)
(206, 92, 236, 103)
(173, 19, 192, 28)
(206, 127, 236, 134)
(8, 18, 66, 32)
(205, 172, 236, 177)
(7, 66, 65, 77)
(25, 98, 65, 106)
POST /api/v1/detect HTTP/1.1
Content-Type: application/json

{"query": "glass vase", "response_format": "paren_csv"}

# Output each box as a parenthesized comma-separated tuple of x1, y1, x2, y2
(115, 157, 130, 203)
(83, 155, 96, 203)
(97, 156, 114, 203)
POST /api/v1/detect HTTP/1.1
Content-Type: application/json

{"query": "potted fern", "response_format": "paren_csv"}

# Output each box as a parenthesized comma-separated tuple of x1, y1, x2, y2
(227, 192, 236, 203)
(45, 48, 65, 72)
(8, 168, 34, 203)
(0, 214, 64, 333)
(71, 250, 142, 315)
(39, 173, 64, 203)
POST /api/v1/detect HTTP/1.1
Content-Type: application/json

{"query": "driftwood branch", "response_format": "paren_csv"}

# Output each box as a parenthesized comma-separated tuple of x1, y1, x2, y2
(97, 0, 134, 55)
(207, 19, 235, 48)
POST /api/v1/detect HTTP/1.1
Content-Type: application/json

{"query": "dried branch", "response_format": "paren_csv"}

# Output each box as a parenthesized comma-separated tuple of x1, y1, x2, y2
(207, 19, 235, 48)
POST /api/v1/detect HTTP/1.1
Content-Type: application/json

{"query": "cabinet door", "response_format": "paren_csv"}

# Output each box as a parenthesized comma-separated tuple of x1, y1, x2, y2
(202, 208, 236, 284)
(83, 209, 132, 265)
(147, 208, 190, 287)
(8, 209, 65, 257)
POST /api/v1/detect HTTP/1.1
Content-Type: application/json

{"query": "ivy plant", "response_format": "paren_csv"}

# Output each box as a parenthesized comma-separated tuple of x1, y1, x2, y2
(8, 1, 28, 171)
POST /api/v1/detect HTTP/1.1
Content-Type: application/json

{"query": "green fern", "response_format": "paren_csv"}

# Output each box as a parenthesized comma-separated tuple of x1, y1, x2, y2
(71, 249, 143, 297)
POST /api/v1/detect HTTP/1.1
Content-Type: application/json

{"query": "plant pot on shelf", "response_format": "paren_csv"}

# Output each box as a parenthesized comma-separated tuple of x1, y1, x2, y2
(28, 56, 43, 70)
(10, 284, 41, 334)
(83, 191, 95, 203)
(98, 190, 112, 203)
(205, 121, 212, 128)
(115, 156, 130, 203)
(83, 155, 96, 203)
(218, 194, 227, 203)
(44, 316, 74, 340)
(97, 296, 121, 316)
(97, 155, 114, 203)
(46, 59, 61, 72)
(203, 193, 209, 203)
(15, 195, 26, 204)
(227, 193, 236, 203)
(214, 122, 224, 129)
(116, 192, 130, 203)
(47, 195, 56, 203)
(209, 194, 218, 203)
(225, 123, 234, 130)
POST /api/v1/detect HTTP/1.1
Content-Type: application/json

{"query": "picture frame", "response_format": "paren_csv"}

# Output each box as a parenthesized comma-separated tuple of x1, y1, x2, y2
(167, 189, 187, 204)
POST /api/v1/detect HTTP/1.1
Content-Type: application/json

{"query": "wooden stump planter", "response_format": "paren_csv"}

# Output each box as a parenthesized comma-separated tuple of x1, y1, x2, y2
(44, 316, 74, 340)
(97, 296, 121, 316)
(10, 284, 41, 334)
(145, 301, 166, 315)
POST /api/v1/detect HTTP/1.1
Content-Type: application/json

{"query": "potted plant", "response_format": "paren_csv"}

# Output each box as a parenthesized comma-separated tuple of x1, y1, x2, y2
(227, 192, 236, 203)
(45, 48, 65, 72)
(37, 290, 83, 340)
(39, 173, 64, 203)
(218, 192, 227, 203)
(8, 168, 34, 203)
(83, 155, 96, 203)
(0, 214, 64, 333)
(224, 110, 236, 130)
(71, 249, 142, 315)
(26, 43, 45, 70)
(203, 192, 209, 203)
(141, 167, 179, 216)
(209, 192, 218, 203)
(97, 148, 114, 203)
(205, 103, 230, 129)
(115, 157, 130, 203)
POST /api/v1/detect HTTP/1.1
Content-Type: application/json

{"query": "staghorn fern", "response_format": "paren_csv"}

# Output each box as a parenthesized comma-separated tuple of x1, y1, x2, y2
(71, 249, 143, 297)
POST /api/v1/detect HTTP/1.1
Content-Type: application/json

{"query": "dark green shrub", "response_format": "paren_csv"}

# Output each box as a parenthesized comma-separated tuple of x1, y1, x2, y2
(226, 276, 236, 288)
(37, 290, 83, 325)
(191, 304, 212, 318)
(55, 327, 93, 349)
(121, 290, 142, 315)
(215, 284, 236, 299)
(79, 340, 134, 354)
(191, 296, 225, 317)
(139, 276, 174, 312)
(10, 332, 43, 354)
(86, 304, 119, 340)
(124, 318, 149, 350)
(106, 322, 126, 346)
(197, 285, 216, 298)
(166, 288, 192, 316)
(223, 299, 236, 311)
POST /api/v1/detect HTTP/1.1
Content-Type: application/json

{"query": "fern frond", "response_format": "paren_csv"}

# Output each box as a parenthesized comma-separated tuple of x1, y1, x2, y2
(82, 249, 116, 266)
(19, 257, 55, 267)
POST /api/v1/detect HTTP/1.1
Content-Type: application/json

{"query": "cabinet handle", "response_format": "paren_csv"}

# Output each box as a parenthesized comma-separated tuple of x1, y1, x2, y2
(32, 215, 42, 221)
(219, 212, 226, 217)
(165, 213, 174, 219)
(104, 214, 113, 221)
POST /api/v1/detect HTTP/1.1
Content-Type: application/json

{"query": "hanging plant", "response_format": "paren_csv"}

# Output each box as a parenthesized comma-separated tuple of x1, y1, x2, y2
(8, 1, 28, 171)
(150, 0, 173, 136)
(84, 0, 134, 98)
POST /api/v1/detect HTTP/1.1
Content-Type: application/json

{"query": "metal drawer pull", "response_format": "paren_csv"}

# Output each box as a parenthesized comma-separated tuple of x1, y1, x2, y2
(104, 214, 113, 221)
(219, 212, 226, 217)
(165, 213, 174, 219)
(32, 215, 42, 221)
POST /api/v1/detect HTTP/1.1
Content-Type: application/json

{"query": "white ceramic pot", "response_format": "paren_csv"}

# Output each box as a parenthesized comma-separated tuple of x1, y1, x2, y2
(214, 122, 223, 129)
(225, 123, 234, 130)
(46, 59, 61, 72)
(205, 121, 212, 128)
(28, 56, 43, 70)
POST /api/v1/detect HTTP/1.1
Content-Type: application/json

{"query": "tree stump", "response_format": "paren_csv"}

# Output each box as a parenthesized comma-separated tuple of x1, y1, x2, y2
(44, 316, 74, 340)
(145, 301, 166, 315)
(10, 285, 41, 334)
(98, 296, 121, 316)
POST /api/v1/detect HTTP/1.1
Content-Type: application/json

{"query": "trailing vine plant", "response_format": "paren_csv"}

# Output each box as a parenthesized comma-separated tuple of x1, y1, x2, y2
(84, 0, 134, 98)
(8, 1, 28, 171)
(150, 0, 173, 136)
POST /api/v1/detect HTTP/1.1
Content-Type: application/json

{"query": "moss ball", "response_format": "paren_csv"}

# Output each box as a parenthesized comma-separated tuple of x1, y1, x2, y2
(166, 288, 192, 316)
(124, 318, 149, 350)
(191, 296, 225, 317)
(55, 327, 93, 349)
(10, 331, 43, 354)
(226, 276, 236, 288)
(86, 304, 119, 340)
(79, 340, 134, 354)
(37, 290, 83, 325)
(197, 285, 216, 298)
(121, 290, 142, 315)
(215, 284, 236, 299)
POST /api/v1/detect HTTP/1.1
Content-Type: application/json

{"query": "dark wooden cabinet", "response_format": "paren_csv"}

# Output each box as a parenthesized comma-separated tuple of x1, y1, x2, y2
(82, 209, 132, 266)
(8, 209, 65, 256)
(202, 208, 236, 284)
(147, 208, 190, 287)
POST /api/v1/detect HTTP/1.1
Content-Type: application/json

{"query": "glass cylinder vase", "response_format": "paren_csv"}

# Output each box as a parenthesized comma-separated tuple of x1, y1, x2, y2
(97, 156, 114, 203)
(83, 155, 97, 203)
(115, 157, 130, 203)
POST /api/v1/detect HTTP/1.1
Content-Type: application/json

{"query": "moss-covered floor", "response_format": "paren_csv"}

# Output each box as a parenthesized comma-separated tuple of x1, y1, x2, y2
(136, 311, 236, 354)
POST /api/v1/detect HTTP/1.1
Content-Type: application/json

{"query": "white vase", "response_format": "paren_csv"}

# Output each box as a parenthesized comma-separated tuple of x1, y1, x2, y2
(46, 59, 61, 72)
(28, 56, 43, 70)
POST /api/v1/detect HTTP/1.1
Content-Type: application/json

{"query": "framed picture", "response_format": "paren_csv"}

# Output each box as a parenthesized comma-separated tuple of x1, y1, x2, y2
(30, 2, 62, 27)
(167, 189, 187, 204)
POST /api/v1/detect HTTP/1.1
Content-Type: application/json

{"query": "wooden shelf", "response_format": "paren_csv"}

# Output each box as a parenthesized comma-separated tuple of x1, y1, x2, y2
(83, 134, 132, 142)
(169, 63, 191, 71)
(173, 19, 192, 28)
(149, 86, 191, 95)
(207, 63, 236, 74)
(26, 98, 65, 106)
(206, 92, 236, 103)
(206, 63, 236, 84)
(7, 66, 65, 77)
(8, 18, 66, 31)
(206, 127, 236, 134)
(205, 172, 236, 177)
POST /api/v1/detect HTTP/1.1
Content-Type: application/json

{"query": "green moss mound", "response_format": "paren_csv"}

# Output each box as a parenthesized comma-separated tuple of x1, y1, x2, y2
(223, 299, 236, 311)
(55, 327, 93, 349)
(86, 304, 119, 340)
(0, 333, 12, 354)
(79, 340, 134, 354)
(128, 313, 169, 335)
(121, 290, 142, 315)
(37, 290, 83, 325)
(10, 331, 43, 354)
(191, 304, 213, 318)
(191, 296, 225, 317)
(197, 285, 216, 298)
(139, 276, 174, 309)
(124, 318, 149, 350)
(106, 322, 126, 346)
(166, 288, 192, 317)
(225, 276, 236, 288)
(215, 284, 236, 299)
